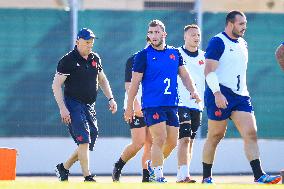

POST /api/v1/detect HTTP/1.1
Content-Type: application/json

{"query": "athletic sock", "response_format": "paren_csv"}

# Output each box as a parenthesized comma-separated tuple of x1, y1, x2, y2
(142, 169, 149, 182)
(250, 159, 265, 180)
(115, 157, 126, 170)
(202, 162, 212, 179)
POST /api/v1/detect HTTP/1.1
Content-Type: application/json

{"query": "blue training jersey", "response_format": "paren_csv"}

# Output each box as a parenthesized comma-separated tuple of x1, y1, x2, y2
(133, 45, 184, 109)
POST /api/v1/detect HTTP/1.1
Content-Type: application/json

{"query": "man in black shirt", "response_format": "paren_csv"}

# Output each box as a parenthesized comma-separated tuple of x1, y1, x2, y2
(52, 28, 117, 182)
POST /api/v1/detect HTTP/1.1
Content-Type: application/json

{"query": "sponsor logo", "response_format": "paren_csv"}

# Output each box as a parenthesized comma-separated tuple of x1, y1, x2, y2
(198, 60, 204, 65)
(214, 109, 222, 117)
(169, 54, 176, 60)
(153, 112, 160, 120)
(76, 135, 83, 142)
(134, 119, 140, 126)
(92, 60, 97, 67)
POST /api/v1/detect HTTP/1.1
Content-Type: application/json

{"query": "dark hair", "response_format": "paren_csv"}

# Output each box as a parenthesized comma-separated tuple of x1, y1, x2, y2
(148, 19, 165, 32)
(184, 24, 200, 32)
(226, 10, 245, 25)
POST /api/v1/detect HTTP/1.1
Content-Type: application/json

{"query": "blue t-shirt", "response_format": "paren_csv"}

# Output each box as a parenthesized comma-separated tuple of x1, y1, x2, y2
(133, 45, 184, 109)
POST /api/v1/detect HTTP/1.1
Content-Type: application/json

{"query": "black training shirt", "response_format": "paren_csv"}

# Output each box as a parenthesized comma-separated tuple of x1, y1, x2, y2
(57, 47, 103, 104)
(125, 54, 136, 82)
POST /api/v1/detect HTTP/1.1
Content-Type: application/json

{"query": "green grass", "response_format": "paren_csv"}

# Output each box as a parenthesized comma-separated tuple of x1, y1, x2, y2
(0, 182, 284, 189)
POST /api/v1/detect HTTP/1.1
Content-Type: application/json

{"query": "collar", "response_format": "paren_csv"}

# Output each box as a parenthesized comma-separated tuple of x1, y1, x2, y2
(181, 46, 198, 57)
(222, 31, 239, 43)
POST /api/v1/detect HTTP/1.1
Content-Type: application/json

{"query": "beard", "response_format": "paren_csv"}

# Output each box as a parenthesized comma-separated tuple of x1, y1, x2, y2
(151, 39, 163, 48)
(232, 28, 245, 38)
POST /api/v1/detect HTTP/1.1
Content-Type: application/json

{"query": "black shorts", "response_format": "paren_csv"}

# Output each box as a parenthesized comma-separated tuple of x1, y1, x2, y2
(178, 107, 202, 139)
(129, 116, 146, 129)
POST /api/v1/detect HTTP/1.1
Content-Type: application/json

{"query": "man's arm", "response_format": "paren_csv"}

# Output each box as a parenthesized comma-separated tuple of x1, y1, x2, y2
(51, 73, 71, 125)
(98, 71, 117, 114)
(125, 82, 143, 117)
(178, 65, 201, 103)
(124, 72, 143, 122)
(204, 59, 228, 108)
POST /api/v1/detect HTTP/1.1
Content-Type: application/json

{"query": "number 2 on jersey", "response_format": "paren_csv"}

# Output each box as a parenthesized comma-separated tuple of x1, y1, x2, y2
(164, 78, 171, 94)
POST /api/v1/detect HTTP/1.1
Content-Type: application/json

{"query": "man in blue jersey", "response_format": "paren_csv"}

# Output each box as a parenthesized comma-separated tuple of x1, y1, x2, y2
(202, 11, 281, 184)
(124, 20, 201, 183)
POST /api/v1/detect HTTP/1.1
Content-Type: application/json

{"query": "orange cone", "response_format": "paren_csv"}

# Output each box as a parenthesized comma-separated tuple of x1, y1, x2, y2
(0, 148, 17, 180)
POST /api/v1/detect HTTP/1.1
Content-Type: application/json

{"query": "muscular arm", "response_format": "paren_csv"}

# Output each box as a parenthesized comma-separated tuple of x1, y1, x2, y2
(51, 73, 71, 125)
(178, 65, 201, 103)
(98, 71, 117, 113)
(204, 59, 219, 76)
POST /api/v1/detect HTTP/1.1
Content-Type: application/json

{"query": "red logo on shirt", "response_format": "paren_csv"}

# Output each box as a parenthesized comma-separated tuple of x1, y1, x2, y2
(214, 109, 222, 117)
(92, 60, 97, 67)
(153, 112, 160, 120)
(169, 54, 175, 60)
(76, 136, 83, 142)
(199, 60, 204, 65)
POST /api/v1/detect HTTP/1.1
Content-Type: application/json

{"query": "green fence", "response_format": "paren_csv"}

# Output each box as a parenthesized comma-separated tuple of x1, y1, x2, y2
(0, 9, 283, 138)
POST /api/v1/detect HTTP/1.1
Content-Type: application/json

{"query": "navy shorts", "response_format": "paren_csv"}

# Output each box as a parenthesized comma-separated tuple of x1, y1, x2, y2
(143, 106, 179, 127)
(204, 85, 253, 121)
(129, 116, 146, 129)
(178, 107, 201, 139)
(64, 96, 98, 151)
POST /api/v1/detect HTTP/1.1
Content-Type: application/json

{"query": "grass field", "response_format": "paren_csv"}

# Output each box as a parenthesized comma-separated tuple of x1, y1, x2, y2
(0, 176, 283, 189)
(1, 181, 284, 189)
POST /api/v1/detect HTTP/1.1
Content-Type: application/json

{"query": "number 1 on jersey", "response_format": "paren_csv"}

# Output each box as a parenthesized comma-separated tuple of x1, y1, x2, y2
(164, 78, 171, 94)
(237, 75, 240, 91)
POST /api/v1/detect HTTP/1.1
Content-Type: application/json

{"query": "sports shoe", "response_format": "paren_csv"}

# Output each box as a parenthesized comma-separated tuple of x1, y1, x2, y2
(112, 164, 121, 182)
(255, 174, 281, 184)
(55, 163, 69, 181)
(177, 177, 196, 183)
(153, 177, 167, 183)
(202, 177, 214, 184)
(84, 175, 96, 182)
(146, 160, 156, 182)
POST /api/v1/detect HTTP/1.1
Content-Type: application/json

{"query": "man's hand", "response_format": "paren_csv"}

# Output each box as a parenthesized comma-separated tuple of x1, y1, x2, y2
(109, 99, 117, 114)
(191, 91, 202, 103)
(124, 107, 134, 123)
(214, 91, 228, 109)
(60, 106, 71, 125)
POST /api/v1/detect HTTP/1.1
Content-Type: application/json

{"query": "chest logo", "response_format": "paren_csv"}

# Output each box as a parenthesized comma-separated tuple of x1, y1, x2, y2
(92, 60, 97, 67)
(169, 54, 176, 60)
(198, 60, 204, 65)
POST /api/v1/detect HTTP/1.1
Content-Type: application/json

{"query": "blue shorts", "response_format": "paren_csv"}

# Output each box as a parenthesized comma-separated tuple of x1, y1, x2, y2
(204, 85, 253, 121)
(143, 106, 179, 127)
(64, 96, 98, 151)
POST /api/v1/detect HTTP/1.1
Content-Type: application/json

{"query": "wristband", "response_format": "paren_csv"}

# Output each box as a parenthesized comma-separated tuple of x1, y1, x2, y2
(108, 97, 114, 101)
(205, 72, 220, 94)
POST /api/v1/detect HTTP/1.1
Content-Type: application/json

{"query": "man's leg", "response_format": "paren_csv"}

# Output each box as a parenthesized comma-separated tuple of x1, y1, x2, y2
(202, 119, 227, 181)
(112, 126, 146, 181)
(64, 148, 78, 169)
(78, 143, 91, 177)
(149, 122, 167, 179)
(231, 111, 281, 183)
(142, 127, 152, 182)
(163, 125, 179, 159)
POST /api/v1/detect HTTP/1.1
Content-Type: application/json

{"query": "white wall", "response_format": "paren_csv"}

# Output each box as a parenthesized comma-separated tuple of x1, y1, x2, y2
(0, 137, 283, 175)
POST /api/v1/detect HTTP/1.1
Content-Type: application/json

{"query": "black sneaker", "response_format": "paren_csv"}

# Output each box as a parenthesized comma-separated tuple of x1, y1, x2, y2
(55, 163, 69, 181)
(112, 165, 121, 182)
(84, 175, 96, 182)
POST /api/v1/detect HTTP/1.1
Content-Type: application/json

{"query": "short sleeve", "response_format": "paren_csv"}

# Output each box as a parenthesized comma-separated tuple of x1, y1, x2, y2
(125, 55, 134, 82)
(57, 57, 72, 75)
(94, 53, 103, 72)
(176, 49, 185, 66)
(133, 50, 147, 73)
(205, 37, 225, 61)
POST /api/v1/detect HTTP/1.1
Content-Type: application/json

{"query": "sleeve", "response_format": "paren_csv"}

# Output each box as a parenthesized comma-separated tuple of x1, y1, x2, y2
(125, 55, 134, 82)
(57, 57, 72, 75)
(133, 50, 147, 73)
(176, 49, 185, 67)
(94, 53, 103, 72)
(204, 37, 225, 61)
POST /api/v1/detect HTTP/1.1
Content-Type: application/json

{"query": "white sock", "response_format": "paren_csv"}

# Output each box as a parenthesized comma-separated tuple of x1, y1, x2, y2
(179, 164, 189, 180)
(153, 166, 163, 178)
(177, 166, 182, 181)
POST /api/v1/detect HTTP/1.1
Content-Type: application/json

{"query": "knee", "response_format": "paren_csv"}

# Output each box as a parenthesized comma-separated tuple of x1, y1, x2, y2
(153, 136, 166, 147)
(132, 141, 145, 150)
(244, 130, 257, 142)
(208, 133, 225, 144)
(180, 137, 191, 145)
